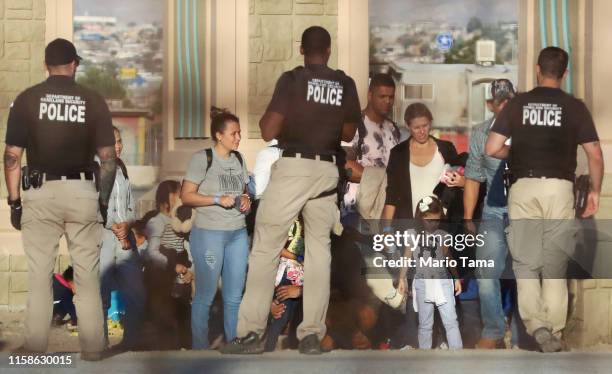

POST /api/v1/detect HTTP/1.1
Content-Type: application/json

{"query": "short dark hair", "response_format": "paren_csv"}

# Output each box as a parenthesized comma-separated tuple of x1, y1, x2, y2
(369, 73, 395, 92)
(210, 106, 239, 143)
(404, 102, 433, 126)
(62, 266, 74, 282)
(537, 47, 569, 79)
(301, 26, 331, 56)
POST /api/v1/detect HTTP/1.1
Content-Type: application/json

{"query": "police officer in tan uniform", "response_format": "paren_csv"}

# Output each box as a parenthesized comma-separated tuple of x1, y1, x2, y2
(4, 39, 117, 360)
(222, 26, 362, 355)
(486, 47, 604, 352)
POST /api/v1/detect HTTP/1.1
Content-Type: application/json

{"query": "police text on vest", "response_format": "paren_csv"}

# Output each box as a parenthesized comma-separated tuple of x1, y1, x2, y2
(307, 79, 343, 106)
(39, 94, 86, 124)
(522, 103, 562, 127)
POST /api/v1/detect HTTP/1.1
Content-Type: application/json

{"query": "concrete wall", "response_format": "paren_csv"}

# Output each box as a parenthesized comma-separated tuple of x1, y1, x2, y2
(0, 0, 46, 198)
(0, 0, 47, 310)
(248, 0, 338, 138)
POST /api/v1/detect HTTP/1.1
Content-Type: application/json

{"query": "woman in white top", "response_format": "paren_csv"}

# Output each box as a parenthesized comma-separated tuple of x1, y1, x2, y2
(382, 103, 465, 220)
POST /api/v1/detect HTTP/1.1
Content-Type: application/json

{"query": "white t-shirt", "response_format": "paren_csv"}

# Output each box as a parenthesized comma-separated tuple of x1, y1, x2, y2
(252, 140, 281, 199)
(409, 149, 445, 216)
(343, 114, 400, 212)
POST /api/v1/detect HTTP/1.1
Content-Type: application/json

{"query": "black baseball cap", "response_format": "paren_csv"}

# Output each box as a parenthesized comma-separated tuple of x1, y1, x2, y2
(45, 38, 82, 66)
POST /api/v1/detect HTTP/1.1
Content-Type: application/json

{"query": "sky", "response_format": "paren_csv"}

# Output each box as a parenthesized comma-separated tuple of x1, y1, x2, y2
(74, 0, 164, 24)
(370, 0, 518, 26)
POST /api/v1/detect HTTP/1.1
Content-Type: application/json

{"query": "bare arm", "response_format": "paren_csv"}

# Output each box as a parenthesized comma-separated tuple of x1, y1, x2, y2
(180, 180, 235, 208)
(485, 132, 510, 159)
(3, 145, 23, 201)
(442, 245, 460, 279)
(463, 178, 481, 219)
(341, 122, 358, 143)
(180, 180, 216, 207)
(381, 204, 396, 221)
(260, 112, 284, 142)
(581, 141, 605, 218)
(345, 160, 364, 183)
(96, 145, 117, 207)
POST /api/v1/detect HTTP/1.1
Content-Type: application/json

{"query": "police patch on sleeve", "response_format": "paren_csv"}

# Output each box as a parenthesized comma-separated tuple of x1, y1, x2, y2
(39, 94, 86, 124)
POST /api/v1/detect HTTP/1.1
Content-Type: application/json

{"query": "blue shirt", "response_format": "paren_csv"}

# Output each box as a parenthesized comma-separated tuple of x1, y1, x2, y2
(464, 118, 507, 216)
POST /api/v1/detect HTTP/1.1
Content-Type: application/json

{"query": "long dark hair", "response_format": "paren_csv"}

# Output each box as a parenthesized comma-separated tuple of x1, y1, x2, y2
(155, 180, 181, 213)
(210, 106, 239, 143)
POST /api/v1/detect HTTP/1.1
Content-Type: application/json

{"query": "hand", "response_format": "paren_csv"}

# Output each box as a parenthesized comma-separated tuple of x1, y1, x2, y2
(182, 270, 194, 284)
(275, 285, 301, 301)
(582, 191, 600, 218)
(218, 195, 235, 208)
(112, 222, 130, 240)
(9, 199, 22, 231)
(270, 299, 286, 319)
(397, 278, 407, 295)
(239, 195, 251, 213)
(454, 279, 462, 296)
(175, 264, 188, 275)
(447, 172, 465, 188)
(464, 219, 477, 235)
(119, 238, 131, 250)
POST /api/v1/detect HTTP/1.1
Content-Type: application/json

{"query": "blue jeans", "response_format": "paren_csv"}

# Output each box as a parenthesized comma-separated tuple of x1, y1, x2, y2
(190, 226, 249, 349)
(100, 229, 146, 348)
(476, 210, 509, 340)
(264, 271, 301, 352)
(414, 278, 462, 349)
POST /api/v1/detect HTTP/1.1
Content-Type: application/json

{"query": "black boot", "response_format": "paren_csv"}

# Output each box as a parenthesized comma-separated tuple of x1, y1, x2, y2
(220, 332, 264, 354)
(298, 334, 322, 355)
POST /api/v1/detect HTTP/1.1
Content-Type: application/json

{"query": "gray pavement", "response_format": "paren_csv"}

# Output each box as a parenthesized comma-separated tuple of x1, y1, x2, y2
(2, 349, 612, 374)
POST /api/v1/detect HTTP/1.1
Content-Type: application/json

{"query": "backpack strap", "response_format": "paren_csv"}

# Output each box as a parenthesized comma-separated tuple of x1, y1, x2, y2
(231, 151, 244, 168)
(205, 148, 213, 176)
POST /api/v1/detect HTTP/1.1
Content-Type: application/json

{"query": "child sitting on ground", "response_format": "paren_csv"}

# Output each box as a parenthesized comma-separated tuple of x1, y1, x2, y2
(264, 217, 305, 351)
(52, 266, 76, 329)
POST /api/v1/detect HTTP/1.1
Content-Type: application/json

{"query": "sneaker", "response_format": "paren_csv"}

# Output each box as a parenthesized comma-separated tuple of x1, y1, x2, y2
(220, 332, 264, 355)
(533, 327, 562, 353)
(81, 351, 104, 361)
(298, 334, 322, 355)
(475, 338, 502, 349)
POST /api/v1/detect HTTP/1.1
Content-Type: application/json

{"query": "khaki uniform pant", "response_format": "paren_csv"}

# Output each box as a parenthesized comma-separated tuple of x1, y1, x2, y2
(507, 178, 576, 336)
(21, 180, 105, 353)
(237, 157, 339, 340)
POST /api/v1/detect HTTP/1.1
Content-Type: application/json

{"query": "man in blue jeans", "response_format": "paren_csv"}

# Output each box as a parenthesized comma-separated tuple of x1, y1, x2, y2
(464, 79, 516, 349)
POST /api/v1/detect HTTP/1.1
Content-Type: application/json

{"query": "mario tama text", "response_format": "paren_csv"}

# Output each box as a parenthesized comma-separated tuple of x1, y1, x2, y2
(372, 230, 485, 252)
(372, 255, 495, 270)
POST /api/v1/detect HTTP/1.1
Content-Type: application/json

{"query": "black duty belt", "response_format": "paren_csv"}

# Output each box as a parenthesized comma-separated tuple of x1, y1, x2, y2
(45, 172, 95, 181)
(282, 150, 336, 164)
(514, 169, 574, 182)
